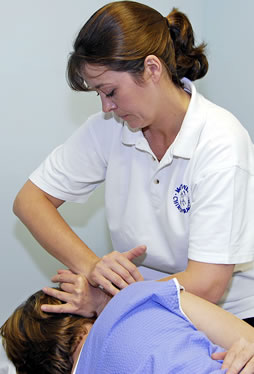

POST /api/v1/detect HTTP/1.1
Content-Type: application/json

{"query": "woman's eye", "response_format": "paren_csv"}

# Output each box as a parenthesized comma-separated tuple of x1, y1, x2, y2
(106, 89, 115, 98)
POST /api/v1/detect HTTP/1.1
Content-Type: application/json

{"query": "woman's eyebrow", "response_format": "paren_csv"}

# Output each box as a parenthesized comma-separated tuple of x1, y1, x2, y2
(94, 83, 112, 89)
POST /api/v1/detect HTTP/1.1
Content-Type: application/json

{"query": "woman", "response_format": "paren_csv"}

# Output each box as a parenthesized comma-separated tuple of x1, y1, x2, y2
(2, 272, 254, 374)
(13, 1, 254, 322)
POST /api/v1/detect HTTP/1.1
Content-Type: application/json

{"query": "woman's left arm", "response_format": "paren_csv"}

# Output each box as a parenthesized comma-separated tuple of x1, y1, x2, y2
(159, 259, 235, 304)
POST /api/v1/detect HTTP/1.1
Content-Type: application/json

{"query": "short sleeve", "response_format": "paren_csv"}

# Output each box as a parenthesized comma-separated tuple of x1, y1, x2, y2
(189, 165, 254, 263)
(29, 112, 119, 202)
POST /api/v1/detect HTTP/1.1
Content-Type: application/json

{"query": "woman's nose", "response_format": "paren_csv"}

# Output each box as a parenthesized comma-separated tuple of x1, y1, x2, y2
(101, 96, 117, 113)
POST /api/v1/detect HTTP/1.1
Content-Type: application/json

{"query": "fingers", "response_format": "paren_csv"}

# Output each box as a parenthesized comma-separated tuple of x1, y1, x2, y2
(221, 339, 254, 374)
(41, 287, 74, 314)
(88, 247, 146, 295)
(241, 358, 254, 374)
(102, 246, 146, 285)
(122, 245, 146, 281)
(211, 351, 227, 361)
(41, 303, 73, 314)
(90, 273, 120, 296)
(41, 247, 146, 314)
(221, 339, 244, 372)
(100, 253, 139, 284)
(42, 285, 76, 304)
(42, 271, 110, 318)
(51, 271, 77, 284)
(57, 269, 73, 275)
(123, 245, 147, 262)
(225, 353, 254, 374)
(116, 253, 144, 284)
(88, 263, 123, 295)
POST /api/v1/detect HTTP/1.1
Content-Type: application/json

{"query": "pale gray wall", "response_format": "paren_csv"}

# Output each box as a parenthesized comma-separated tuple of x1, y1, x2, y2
(1, 0, 253, 325)
(199, 0, 254, 141)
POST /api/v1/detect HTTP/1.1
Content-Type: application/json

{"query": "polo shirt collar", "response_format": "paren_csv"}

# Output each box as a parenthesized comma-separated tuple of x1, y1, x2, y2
(172, 78, 206, 159)
(121, 78, 206, 159)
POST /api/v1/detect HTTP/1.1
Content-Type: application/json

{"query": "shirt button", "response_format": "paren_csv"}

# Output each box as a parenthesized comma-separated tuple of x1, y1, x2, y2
(154, 179, 160, 184)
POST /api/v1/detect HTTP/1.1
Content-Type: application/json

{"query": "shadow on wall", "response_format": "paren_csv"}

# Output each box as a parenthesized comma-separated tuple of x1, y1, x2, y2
(13, 184, 112, 279)
(13, 222, 63, 279)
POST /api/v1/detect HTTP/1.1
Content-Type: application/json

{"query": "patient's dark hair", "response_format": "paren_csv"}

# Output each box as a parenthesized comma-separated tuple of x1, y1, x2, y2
(0, 290, 95, 374)
(67, 1, 208, 91)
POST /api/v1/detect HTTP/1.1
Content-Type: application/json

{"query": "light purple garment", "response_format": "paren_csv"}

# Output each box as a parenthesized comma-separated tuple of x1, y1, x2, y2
(76, 279, 226, 374)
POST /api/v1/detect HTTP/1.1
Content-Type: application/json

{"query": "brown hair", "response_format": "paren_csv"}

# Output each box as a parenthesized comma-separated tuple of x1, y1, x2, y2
(0, 290, 95, 374)
(67, 1, 208, 91)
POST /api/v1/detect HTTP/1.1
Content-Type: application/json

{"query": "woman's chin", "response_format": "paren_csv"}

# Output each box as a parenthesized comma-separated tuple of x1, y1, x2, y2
(125, 117, 144, 130)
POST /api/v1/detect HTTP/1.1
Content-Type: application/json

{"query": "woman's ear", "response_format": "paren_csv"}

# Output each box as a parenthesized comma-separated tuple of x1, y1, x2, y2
(143, 55, 163, 83)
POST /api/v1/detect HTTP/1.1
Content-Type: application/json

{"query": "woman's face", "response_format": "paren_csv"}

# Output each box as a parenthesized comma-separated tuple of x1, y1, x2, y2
(82, 64, 159, 130)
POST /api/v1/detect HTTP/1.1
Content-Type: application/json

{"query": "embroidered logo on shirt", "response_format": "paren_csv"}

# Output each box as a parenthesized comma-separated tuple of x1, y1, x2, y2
(173, 184, 191, 213)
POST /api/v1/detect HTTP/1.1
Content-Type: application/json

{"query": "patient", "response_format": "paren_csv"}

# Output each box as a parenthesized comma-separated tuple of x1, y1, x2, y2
(0, 290, 96, 374)
(1, 275, 254, 374)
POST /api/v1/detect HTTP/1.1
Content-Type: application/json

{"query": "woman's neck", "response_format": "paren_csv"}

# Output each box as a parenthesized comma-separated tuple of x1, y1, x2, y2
(143, 85, 190, 161)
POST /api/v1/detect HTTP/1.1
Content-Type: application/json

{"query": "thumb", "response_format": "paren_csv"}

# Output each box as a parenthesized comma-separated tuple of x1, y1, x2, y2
(211, 351, 227, 360)
(123, 245, 147, 261)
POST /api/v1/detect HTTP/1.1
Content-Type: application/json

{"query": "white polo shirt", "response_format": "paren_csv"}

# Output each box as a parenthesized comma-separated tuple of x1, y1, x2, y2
(30, 78, 254, 318)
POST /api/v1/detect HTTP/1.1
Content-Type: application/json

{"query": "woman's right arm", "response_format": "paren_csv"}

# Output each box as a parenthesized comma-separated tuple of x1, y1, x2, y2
(13, 180, 100, 274)
(13, 180, 146, 294)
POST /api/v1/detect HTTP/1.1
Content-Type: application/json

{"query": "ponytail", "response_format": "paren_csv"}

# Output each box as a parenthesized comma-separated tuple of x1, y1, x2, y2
(167, 8, 208, 81)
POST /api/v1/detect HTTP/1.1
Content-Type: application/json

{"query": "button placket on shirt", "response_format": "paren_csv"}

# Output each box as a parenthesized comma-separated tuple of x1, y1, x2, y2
(136, 138, 173, 208)
(150, 165, 163, 208)
(150, 154, 173, 208)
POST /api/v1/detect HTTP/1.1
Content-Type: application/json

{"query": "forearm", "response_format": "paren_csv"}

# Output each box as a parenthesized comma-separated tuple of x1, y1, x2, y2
(13, 181, 99, 275)
(14, 181, 146, 295)
(180, 290, 254, 350)
(158, 260, 234, 304)
(159, 271, 223, 303)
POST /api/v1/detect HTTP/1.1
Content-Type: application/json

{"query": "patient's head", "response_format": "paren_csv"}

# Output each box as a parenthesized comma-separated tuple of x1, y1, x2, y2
(0, 289, 96, 374)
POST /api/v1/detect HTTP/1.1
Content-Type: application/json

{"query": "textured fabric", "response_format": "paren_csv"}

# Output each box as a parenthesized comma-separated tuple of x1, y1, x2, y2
(75, 279, 226, 374)
(29, 78, 254, 318)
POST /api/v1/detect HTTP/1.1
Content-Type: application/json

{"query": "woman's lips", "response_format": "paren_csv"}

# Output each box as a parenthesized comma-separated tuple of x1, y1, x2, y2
(119, 114, 129, 119)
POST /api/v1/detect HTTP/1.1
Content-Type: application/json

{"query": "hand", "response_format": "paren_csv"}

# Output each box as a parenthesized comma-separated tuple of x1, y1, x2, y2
(87, 245, 147, 296)
(212, 338, 254, 373)
(41, 269, 110, 317)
